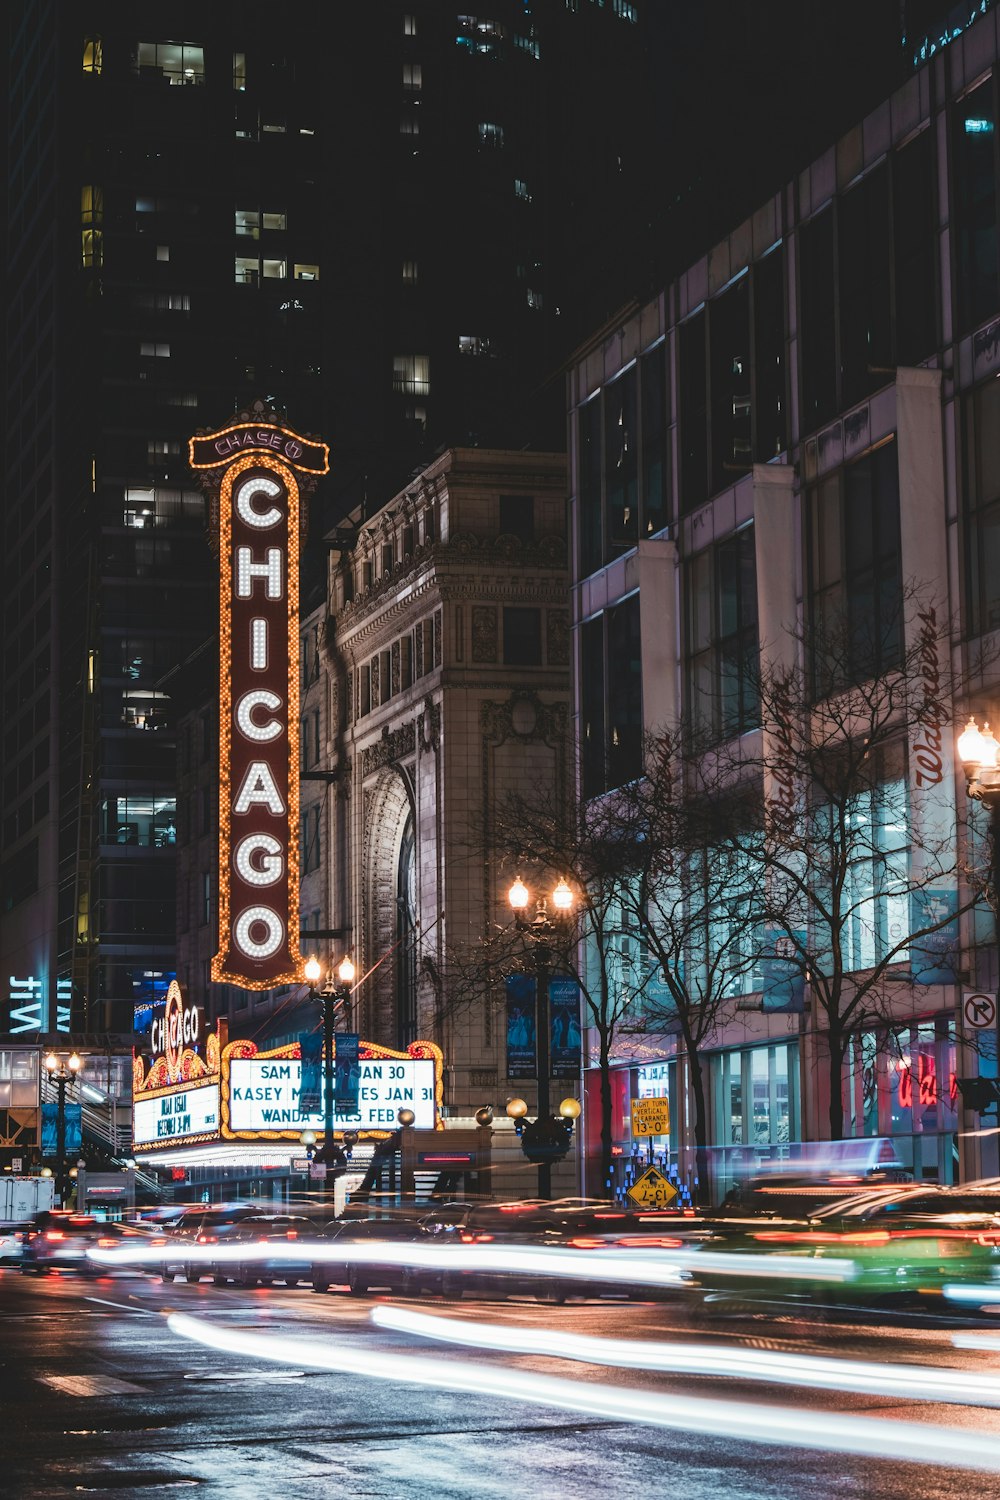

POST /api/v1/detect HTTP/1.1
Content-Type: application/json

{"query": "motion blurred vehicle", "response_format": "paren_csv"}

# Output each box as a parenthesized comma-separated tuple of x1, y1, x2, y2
(20, 1212, 139, 1274)
(157, 1203, 263, 1283)
(691, 1183, 1000, 1314)
(0, 1225, 24, 1265)
(208, 1214, 318, 1287)
(310, 1216, 430, 1295)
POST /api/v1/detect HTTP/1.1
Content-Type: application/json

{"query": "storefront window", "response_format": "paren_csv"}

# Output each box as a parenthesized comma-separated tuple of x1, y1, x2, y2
(845, 1017, 957, 1182)
(709, 1042, 799, 1198)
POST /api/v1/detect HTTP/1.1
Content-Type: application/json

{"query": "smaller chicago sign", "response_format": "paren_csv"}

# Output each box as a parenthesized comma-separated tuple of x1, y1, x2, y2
(190, 406, 330, 989)
(132, 980, 221, 1153)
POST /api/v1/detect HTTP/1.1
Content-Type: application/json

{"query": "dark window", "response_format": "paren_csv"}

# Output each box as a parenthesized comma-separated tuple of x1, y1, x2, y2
(753, 247, 786, 462)
(799, 208, 837, 433)
(606, 365, 638, 553)
(606, 595, 642, 788)
(581, 617, 606, 800)
(499, 493, 534, 542)
(838, 163, 891, 408)
(502, 607, 542, 666)
(953, 77, 998, 333)
(578, 397, 602, 574)
(685, 527, 759, 742)
(678, 311, 708, 513)
(710, 275, 751, 492)
(964, 377, 1000, 635)
(808, 439, 901, 693)
(893, 128, 937, 366)
(640, 342, 668, 535)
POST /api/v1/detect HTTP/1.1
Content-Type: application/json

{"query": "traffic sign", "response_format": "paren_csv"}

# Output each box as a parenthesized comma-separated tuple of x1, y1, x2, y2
(963, 991, 997, 1030)
(627, 1166, 677, 1209)
(631, 1097, 670, 1137)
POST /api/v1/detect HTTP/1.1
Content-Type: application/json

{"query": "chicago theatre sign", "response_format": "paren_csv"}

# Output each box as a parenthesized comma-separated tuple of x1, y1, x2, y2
(190, 404, 329, 989)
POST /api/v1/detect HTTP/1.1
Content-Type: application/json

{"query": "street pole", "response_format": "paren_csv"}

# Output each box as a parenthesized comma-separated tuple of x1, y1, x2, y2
(323, 987, 336, 1210)
(55, 1075, 66, 1207)
(535, 936, 551, 1201)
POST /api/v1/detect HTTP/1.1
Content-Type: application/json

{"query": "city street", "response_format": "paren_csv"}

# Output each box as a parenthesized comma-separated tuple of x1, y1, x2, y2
(4, 1266, 1000, 1499)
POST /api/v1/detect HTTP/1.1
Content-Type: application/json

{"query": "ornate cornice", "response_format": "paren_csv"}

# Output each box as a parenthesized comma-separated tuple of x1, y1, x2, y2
(360, 719, 416, 779)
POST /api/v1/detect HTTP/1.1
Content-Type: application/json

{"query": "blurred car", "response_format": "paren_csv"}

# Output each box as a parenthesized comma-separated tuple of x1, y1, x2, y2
(0, 1225, 24, 1265)
(208, 1214, 319, 1287)
(310, 1216, 430, 1295)
(691, 1183, 1000, 1313)
(157, 1203, 263, 1283)
(20, 1212, 139, 1274)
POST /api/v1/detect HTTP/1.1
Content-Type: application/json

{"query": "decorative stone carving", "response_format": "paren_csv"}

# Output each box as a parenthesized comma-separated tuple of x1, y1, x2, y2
(480, 691, 567, 748)
(361, 720, 416, 778)
(418, 695, 440, 755)
(547, 607, 570, 666)
(472, 605, 498, 663)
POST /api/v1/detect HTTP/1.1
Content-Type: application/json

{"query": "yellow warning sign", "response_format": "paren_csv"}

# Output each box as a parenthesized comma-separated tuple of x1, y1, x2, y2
(626, 1165, 678, 1209)
(630, 1097, 670, 1137)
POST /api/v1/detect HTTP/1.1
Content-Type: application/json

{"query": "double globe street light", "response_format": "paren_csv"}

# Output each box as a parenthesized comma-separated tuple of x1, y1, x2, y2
(505, 876, 583, 1197)
(304, 955, 357, 1194)
(43, 1051, 82, 1207)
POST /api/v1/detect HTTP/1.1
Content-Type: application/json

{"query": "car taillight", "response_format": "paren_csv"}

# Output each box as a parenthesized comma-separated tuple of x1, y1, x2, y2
(45, 1231, 65, 1242)
(197, 1234, 217, 1244)
(287, 1230, 298, 1240)
(567, 1237, 605, 1249)
(97, 1238, 118, 1248)
(460, 1232, 494, 1243)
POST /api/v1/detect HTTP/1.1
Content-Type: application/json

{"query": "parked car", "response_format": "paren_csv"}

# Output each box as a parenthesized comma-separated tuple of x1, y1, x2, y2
(310, 1216, 430, 1295)
(20, 1212, 138, 1274)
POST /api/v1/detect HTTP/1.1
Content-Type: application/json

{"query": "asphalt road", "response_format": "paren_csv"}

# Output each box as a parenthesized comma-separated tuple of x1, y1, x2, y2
(4, 1265, 1000, 1500)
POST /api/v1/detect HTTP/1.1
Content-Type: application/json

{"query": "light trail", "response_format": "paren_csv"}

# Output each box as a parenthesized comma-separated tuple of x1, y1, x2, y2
(944, 1283, 1000, 1305)
(166, 1309, 1000, 1472)
(372, 1305, 1000, 1407)
(88, 1237, 857, 1286)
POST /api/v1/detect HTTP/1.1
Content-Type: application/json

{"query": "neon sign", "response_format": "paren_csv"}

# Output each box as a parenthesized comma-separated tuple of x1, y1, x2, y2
(190, 405, 329, 989)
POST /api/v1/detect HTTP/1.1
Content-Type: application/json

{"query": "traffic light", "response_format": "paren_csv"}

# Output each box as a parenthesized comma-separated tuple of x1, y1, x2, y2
(956, 1077, 1000, 1113)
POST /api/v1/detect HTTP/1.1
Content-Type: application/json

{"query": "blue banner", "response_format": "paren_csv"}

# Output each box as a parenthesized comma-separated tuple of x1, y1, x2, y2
(335, 1032, 360, 1114)
(549, 977, 582, 1078)
(761, 928, 806, 1012)
(505, 974, 537, 1079)
(299, 1031, 322, 1114)
(910, 889, 960, 985)
(41, 1102, 82, 1156)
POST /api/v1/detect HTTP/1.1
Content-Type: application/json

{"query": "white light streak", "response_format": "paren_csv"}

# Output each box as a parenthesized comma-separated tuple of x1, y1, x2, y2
(373, 1306, 1000, 1408)
(943, 1283, 1000, 1305)
(165, 1311, 1000, 1473)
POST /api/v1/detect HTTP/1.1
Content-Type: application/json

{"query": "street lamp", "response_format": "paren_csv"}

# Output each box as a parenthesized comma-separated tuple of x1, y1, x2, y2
(43, 1051, 82, 1206)
(506, 876, 581, 1197)
(957, 719, 1000, 1124)
(304, 955, 356, 1200)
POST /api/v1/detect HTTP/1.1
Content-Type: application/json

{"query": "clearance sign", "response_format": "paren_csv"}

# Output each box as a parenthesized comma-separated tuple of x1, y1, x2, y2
(190, 406, 329, 989)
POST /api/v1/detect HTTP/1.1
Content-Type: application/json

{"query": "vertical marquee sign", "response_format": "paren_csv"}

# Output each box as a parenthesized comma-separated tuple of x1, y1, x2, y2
(190, 403, 329, 988)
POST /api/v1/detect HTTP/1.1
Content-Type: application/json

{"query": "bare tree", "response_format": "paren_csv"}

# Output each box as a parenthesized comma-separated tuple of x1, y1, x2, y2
(751, 594, 988, 1141)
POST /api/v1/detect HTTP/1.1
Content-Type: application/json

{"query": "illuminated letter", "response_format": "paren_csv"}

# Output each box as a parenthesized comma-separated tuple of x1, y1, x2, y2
(251, 618, 268, 670)
(233, 761, 285, 815)
(234, 905, 285, 960)
(236, 474, 283, 529)
(234, 833, 284, 887)
(235, 689, 283, 743)
(236, 546, 283, 598)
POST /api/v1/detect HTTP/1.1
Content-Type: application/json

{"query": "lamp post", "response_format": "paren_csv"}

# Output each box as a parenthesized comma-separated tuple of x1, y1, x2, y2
(304, 955, 356, 1203)
(43, 1051, 82, 1207)
(506, 876, 581, 1198)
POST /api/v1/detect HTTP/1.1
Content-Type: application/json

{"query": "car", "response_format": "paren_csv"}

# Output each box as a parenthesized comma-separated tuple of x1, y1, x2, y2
(0, 1225, 24, 1265)
(310, 1216, 430, 1295)
(209, 1214, 320, 1287)
(20, 1212, 138, 1274)
(689, 1183, 1000, 1314)
(157, 1204, 264, 1283)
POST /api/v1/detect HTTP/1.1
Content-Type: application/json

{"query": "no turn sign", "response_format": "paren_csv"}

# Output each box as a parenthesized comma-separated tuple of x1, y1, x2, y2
(963, 991, 997, 1030)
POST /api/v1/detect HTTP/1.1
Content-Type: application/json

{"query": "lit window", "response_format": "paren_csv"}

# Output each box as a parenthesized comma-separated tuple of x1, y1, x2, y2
(394, 355, 430, 395)
(262, 259, 286, 279)
(156, 245, 170, 261)
(402, 259, 419, 284)
(83, 37, 102, 74)
(81, 184, 103, 224)
(137, 41, 205, 85)
(262, 121, 287, 133)
(402, 63, 422, 91)
(235, 209, 260, 239)
(514, 178, 532, 201)
(527, 287, 543, 310)
(458, 335, 491, 356)
(147, 439, 182, 460)
(233, 51, 246, 90)
(139, 342, 171, 358)
(404, 13, 417, 34)
(400, 113, 420, 136)
(82, 229, 103, 269)
(478, 121, 504, 148)
(262, 211, 286, 231)
(405, 404, 427, 430)
(235, 257, 258, 284)
(293, 264, 319, 281)
(513, 33, 540, 58)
